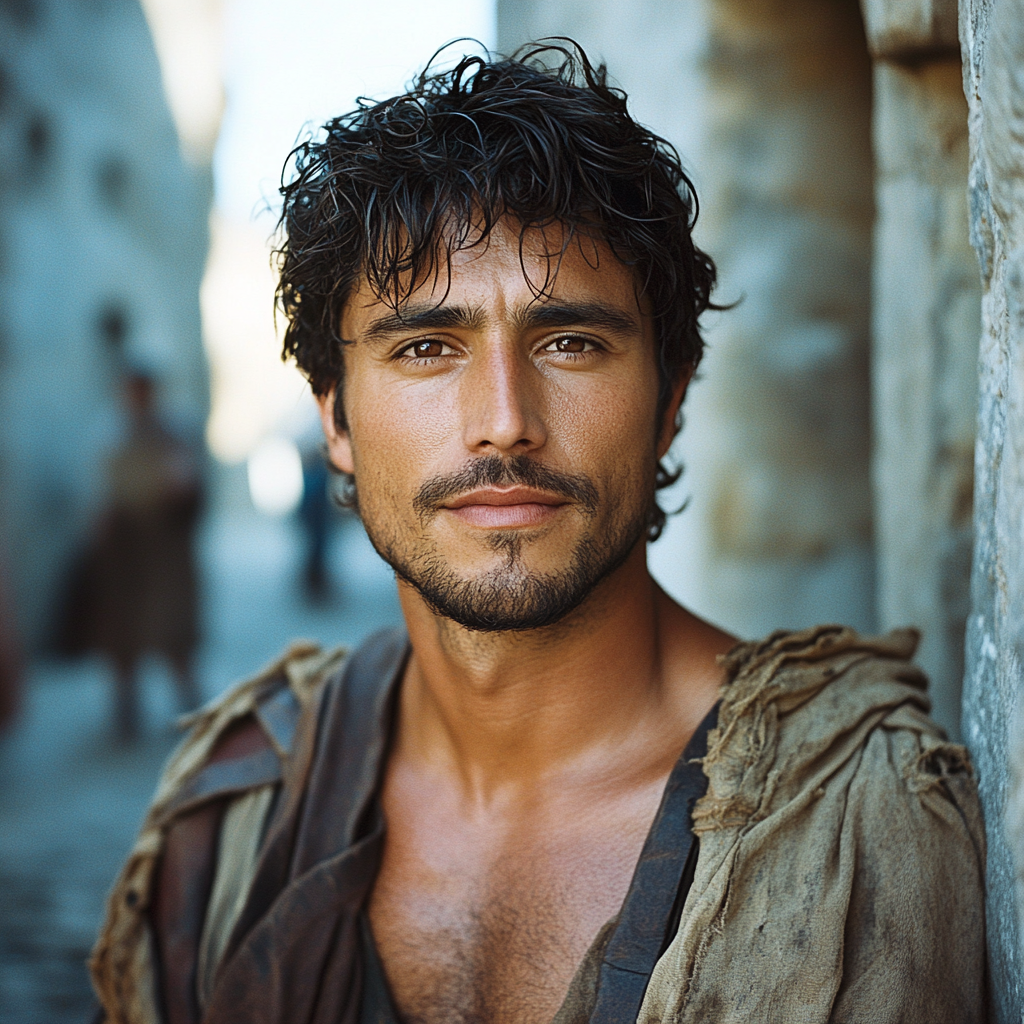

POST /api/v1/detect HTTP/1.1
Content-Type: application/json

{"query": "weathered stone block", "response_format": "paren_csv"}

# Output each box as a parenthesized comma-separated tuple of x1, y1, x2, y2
(860, 0, 959, 59)
(871, 58, 978, 738)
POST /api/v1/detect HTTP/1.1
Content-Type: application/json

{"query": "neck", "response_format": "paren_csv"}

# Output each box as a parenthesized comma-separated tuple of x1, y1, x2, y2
(395, 542, 690, 797)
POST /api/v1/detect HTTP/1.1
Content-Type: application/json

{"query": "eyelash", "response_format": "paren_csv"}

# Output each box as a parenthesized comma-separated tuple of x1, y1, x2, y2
(541, 335, 600, 359)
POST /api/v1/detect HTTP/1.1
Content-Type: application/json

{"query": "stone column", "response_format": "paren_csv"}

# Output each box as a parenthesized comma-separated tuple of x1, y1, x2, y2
(960, 0, 1024, 1016)
(862, 0, 979, 739)
(691, 0, 876, 638)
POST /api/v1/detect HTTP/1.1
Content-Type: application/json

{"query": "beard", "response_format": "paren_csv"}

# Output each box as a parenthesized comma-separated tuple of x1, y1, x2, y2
(361, 454, 648, 632)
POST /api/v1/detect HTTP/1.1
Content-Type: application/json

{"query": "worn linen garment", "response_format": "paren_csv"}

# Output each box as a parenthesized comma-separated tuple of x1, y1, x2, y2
(90, 625, 987, 1024)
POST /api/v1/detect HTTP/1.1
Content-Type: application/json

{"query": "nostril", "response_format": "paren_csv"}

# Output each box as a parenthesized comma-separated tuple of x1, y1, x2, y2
(476, 438, 534, 453)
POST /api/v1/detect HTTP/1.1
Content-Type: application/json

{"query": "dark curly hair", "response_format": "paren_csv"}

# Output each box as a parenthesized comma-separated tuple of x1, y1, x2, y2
(275, 40, 720, 538)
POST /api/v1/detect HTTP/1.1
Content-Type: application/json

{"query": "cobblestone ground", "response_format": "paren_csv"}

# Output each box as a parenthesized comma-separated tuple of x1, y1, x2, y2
(0, 495, 402, 1023)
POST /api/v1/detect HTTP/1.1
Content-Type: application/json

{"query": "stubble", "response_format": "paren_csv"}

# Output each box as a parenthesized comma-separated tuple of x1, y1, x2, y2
(362, 454, 647, 632)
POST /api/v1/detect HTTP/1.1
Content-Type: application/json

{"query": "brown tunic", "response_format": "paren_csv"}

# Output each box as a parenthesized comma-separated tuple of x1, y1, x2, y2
(62, 417, 202, 665)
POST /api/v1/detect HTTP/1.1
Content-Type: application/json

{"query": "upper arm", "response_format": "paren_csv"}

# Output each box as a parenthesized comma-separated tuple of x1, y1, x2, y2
(830, 725, 987, 1023)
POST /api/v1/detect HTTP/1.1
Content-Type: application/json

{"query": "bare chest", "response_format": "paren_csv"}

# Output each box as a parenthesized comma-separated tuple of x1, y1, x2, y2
(368, 790, 662, 1024)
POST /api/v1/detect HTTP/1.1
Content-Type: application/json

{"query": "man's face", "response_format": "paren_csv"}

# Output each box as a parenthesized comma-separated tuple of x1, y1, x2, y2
(322, 220, 680, 632)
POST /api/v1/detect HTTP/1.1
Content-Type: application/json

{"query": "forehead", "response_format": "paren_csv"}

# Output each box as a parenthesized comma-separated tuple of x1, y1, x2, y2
(342, 218, 644, 327)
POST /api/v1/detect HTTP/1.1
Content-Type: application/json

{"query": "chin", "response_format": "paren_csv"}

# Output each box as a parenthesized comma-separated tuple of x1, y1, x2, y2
(398, 533, 642, 633)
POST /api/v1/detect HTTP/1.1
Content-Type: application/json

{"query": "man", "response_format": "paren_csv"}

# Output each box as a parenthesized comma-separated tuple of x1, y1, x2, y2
(0, 554, 22, 733)
(91, 44, 986, 1024)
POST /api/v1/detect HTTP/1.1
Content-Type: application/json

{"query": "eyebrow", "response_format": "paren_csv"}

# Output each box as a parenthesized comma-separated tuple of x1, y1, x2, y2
(361, 300, 640, 341)
(362, 304, 486, 340)
(511, 301, 640, 334)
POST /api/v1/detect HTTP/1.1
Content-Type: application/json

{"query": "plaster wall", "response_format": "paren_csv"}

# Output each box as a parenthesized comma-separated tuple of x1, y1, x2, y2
(960, 0, 1024, 1016)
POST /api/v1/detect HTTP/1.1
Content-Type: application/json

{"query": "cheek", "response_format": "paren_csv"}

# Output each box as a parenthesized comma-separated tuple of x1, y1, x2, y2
(343, 369, 456, 496)
(546, 370, 660, 475)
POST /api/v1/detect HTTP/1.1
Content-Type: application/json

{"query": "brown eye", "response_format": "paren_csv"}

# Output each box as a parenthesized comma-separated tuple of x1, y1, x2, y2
(551, 336, 588, 353)
(409, 340, 444, 358)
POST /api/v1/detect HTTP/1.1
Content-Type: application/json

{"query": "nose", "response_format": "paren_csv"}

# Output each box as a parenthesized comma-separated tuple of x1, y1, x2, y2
(461, 342, 547, 455)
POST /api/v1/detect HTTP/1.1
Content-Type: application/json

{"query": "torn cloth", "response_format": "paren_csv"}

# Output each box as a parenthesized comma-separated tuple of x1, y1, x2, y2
(639, 625, 986, 1023)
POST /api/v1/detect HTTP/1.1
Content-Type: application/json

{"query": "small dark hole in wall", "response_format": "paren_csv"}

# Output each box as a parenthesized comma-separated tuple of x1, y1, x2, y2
(25, 112, 49, 162)
(0, 64, 12, 113)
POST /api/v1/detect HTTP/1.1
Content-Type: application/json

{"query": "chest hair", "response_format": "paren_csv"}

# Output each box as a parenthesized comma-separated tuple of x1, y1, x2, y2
(370, 867, 609, 1024)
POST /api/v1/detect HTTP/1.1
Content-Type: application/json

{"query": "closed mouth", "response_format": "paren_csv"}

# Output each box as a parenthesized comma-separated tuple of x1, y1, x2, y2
(442, 486, 569, 510)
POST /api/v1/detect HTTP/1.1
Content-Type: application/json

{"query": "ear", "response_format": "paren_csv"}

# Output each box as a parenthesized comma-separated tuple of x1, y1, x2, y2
(317, 389, 355, 475)
(657, 367, 693, 460)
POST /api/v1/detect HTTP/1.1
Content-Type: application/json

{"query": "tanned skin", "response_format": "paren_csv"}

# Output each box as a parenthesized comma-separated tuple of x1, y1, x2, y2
(318, 220, 735, 1024)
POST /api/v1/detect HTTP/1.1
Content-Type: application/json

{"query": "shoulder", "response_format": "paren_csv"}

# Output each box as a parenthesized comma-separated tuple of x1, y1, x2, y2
(89, 641, 348, 1023)
(718, 622, 929, 716)
(641, 626, 986, 1022)
(143, 641, 347, 826)
(697, 622, 980, 834)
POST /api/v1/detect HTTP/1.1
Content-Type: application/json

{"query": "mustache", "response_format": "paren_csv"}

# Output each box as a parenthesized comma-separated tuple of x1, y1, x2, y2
(413, 455, 599, 521)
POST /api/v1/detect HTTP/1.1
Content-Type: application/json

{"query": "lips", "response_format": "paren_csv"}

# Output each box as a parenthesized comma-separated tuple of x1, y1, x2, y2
(443, 487, 567, 509)
(442, 487, 568, 528)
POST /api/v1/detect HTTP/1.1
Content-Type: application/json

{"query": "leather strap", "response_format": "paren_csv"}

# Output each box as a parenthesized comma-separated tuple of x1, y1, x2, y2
(588, 703, 718, 1024)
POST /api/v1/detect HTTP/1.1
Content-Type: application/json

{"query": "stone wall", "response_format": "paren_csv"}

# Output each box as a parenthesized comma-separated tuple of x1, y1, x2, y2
(960, 0, 1024, 1016)
(691, 0, 877, 638)
(0, 0, 210, 650)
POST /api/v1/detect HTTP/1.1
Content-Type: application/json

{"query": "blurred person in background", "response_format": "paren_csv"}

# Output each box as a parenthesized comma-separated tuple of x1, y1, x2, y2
(0, 555, 23, 733)
(294, 402, 336, 603)
(91, 44, 986, 1024)
(67, 370, 203, 741)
